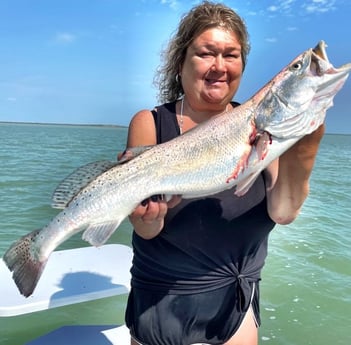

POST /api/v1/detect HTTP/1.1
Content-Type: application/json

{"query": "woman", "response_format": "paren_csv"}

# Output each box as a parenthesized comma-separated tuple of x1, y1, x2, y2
(123, 2, 324, 344)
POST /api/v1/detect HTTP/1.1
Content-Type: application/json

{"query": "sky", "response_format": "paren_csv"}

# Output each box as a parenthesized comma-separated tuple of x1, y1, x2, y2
(0, 0, 350, 133)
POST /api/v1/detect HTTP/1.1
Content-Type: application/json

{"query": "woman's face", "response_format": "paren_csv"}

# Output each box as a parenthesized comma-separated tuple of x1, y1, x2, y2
(180, 27, 244, 111)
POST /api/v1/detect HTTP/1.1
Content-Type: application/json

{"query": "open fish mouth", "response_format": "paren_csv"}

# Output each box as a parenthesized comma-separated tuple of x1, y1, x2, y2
(313, 40, 329, 63)
(311, 40, 351, 77)
(309, 41, 351, 99)
(311, 41, 329, 77)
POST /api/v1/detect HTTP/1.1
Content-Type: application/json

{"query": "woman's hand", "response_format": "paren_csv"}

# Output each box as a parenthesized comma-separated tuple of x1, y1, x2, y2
(129, 195, 182, 239)
(117, 149, 182, 239)
(266, 124, 325, 224)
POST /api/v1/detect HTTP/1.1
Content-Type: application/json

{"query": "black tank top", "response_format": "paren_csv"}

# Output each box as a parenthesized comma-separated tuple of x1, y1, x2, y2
(130, 101, 275, 296)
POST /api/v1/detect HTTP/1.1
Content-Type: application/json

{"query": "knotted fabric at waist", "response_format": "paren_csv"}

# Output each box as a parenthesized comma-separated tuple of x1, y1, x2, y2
(131, 268, 260, 303)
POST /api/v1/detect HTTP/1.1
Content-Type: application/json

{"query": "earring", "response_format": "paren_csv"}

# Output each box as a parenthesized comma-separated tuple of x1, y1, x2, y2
(175, 74, 180, 83)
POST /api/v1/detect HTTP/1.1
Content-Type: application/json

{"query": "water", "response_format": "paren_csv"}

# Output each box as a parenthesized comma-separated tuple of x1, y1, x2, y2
(0, 123, 350, 344)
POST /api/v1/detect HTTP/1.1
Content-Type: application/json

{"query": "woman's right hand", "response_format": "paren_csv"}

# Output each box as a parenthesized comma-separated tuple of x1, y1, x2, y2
(129, 195, 182, 239)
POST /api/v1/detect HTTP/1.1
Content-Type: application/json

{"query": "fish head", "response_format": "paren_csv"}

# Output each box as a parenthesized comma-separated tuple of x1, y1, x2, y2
(255, 41, 351, 138)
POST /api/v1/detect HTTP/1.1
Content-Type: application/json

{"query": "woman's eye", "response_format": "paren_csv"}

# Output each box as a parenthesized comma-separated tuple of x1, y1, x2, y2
(225, 53, 240, 59)
(200, 52, 213, 57)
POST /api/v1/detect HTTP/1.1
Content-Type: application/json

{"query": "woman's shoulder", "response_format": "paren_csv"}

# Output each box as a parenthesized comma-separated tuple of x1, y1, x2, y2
(130, 108, 154, 122)
(127, 109, 157, 146)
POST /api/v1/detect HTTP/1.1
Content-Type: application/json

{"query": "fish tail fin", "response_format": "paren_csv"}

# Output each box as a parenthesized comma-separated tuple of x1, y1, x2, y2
(3, 229, 47, 297)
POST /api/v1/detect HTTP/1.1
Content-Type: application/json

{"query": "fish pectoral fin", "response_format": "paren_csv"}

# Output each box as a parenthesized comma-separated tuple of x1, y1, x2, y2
(226, 145, 253, 183)
(52, 160, 119, 209)
(254, 131, 272, 160)
(82, 220, 123, 247)
(234, 170, 262, 197)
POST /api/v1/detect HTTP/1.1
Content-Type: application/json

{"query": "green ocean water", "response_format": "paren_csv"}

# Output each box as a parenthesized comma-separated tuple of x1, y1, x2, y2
(0, 123, 350, 345)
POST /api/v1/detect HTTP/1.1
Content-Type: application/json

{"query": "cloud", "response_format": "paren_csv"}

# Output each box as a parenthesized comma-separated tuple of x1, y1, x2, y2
(266, 0, 295, 14)
(280, 0, 296, 10)
(302, 0, 337, 14)
(55, 32, 76, 44)
(247, 11, 258, 16)
(267, 5, 279, 12)
(265, 37, 278, 43)
(160, 0, 179, 10)
(264, 0, 336, 16)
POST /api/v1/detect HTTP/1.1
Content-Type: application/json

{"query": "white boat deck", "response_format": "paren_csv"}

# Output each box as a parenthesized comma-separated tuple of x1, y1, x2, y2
(0, 244, 133, 344)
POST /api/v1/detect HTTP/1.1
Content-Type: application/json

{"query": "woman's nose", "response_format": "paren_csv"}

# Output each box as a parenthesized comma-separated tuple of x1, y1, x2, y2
(211, 55, 226, 71)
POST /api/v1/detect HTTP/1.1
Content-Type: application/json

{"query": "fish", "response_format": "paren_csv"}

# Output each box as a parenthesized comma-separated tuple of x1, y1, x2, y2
(3, 41, 351, 297)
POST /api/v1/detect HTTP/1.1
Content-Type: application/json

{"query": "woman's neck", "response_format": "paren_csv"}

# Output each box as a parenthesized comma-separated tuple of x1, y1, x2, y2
(178, 96, 230, 134)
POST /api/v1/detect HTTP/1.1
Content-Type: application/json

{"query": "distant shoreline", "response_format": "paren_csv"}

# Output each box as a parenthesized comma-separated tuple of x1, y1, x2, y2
(0, 121, 128, 128)
(0, 121, 349, 135)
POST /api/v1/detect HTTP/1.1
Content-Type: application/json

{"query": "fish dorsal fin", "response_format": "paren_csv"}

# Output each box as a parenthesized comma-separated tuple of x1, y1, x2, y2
(82, 220, 123, 247)
(51, 160, 118, 209)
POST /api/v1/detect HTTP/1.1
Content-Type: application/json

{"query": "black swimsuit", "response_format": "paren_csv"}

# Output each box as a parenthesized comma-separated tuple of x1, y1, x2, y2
(125, 101, 276, 345)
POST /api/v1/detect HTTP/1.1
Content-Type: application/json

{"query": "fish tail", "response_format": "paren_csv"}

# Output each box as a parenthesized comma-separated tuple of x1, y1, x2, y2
(3, 229, 47, 297)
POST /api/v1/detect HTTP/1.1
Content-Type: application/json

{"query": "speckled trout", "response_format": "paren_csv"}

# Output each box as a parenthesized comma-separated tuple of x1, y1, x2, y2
(4, 41, 351, 297)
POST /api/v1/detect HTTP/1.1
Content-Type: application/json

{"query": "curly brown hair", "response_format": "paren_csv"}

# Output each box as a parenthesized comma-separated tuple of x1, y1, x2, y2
(154, 1, 250, 103)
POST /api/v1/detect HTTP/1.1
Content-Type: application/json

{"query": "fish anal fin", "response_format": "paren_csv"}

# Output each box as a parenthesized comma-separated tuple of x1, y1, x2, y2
(52, 160, 118, 209)
(234, 170, 262, 197)
(3, 229, 48, 297)
(82, 220, 122, 247)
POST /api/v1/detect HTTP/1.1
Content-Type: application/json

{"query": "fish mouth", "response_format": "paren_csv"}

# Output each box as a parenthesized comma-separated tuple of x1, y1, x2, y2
(311, 40, 351, 77)
(312, 40, 329, 63)
(310, 41, 330, 77)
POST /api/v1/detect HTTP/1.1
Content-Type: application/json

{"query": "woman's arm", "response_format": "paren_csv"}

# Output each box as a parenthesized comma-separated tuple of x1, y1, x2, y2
(122, 110, 180, 239)
(265, 124, 325, 224)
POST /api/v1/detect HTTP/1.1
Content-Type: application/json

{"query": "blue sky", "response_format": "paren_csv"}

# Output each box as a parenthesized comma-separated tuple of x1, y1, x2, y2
(0, 0, 350, 133)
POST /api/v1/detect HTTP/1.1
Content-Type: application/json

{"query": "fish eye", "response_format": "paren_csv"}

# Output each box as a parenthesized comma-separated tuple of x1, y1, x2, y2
(290, 61, 303, 71)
